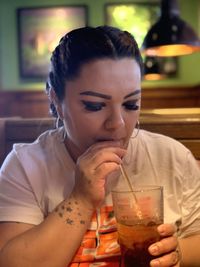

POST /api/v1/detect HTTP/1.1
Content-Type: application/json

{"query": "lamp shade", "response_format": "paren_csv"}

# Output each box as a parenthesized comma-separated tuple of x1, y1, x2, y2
(144, 56, 166, 80)
(141, 0, 200, 57)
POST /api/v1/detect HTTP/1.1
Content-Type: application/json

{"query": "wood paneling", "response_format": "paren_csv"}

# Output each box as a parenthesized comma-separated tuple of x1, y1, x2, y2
(0, 91, 50, 118)
(1, 109, 200, 166)
(139, 110, 200, 159)
(0, 85, 200, 118)
(4, 118, 56, 156)
(141, 85, 200, 109)
(0, 118, 55, 165)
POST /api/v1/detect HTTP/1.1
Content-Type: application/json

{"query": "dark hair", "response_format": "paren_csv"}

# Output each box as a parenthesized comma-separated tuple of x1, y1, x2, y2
(46, 26, 143, 117)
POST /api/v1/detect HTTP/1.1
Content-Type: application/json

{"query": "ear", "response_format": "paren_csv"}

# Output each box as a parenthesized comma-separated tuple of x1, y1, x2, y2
(49, 88, 64, 119)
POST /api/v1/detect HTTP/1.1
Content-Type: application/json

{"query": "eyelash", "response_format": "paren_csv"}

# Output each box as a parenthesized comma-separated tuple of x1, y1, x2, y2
(81, 100, 106, 111)
(123, 101, 139, 111)
(81, 100, 139, 112)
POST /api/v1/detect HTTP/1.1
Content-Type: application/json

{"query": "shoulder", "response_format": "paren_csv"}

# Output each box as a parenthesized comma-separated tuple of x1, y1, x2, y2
(139, 129, 189, 153)
(135, 129, 195, 167)
(1, 127, 66, 176)
(13, 127, 64, 152)
(10, 127, 64, 162)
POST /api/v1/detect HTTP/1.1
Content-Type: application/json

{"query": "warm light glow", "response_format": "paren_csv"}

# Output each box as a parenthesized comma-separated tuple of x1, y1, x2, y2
(35, 33, 45, 55)
(144, 73, 166, 81)
(143, 44, 200, 57)
(54, 9, 68, 18)
(48, 37, 62, 52)
(113, 6, 134, 21)
(142, 108, 200, 115)
(107, 4, 158, 48)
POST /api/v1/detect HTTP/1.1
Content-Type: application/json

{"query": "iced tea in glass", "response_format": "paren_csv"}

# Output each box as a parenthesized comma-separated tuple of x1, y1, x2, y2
(112, 186, 163, 267)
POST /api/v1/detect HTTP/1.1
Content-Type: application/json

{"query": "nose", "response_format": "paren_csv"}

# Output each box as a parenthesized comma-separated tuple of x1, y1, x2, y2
(104, 108, 125, 130)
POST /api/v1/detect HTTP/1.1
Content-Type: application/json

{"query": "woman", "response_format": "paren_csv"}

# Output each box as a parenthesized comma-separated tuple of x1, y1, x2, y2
(0, 26, 200, 267)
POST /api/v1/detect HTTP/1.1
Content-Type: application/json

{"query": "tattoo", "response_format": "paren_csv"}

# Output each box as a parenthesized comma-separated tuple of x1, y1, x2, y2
(54, 198, 86, 226)
(66, 206, 73, 212)
(66, 218, 74, 225)
(59, 212, 63, 218)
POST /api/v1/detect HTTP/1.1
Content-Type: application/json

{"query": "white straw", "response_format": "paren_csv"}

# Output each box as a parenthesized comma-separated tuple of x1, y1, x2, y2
(119, 164, 143, 220)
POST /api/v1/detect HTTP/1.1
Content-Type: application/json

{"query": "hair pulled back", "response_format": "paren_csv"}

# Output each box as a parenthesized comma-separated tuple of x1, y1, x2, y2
(46, 26, 143, 117)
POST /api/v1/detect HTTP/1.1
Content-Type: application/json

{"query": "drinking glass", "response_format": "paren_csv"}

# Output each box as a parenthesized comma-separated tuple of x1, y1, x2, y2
(112, 185, 163, 267)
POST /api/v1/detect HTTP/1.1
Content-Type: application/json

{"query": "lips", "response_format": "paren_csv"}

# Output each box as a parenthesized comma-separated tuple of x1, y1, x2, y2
(96, 138, 125, 147)
(97, 138, 116, 142)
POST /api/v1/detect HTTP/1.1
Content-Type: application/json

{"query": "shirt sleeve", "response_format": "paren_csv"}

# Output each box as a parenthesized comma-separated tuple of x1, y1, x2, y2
(0, 150, 44, 225)
(179, 151, 200, 238)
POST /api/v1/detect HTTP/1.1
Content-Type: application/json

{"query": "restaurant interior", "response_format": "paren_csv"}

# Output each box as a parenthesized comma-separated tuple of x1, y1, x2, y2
(0, 0, 200, 166)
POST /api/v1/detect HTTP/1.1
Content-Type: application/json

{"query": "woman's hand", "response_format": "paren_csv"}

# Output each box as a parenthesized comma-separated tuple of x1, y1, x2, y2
(73, 141, 126, 210)
(149, 224, 181, 267)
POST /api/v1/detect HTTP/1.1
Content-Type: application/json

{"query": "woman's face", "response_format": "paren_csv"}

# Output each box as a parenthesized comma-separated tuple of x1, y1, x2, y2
(61, 58, 141, 160)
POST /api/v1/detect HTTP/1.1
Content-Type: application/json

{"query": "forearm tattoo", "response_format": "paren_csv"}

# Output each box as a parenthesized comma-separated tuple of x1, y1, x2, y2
(54, 199, 86, 226)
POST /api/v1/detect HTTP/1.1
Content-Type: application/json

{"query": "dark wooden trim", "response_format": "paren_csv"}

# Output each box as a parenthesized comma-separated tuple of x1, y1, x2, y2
(1, 109, 200, 166)
(0, 90, 50, 118)
(0, 85, 200, 118)
(141, 85, 200, 109)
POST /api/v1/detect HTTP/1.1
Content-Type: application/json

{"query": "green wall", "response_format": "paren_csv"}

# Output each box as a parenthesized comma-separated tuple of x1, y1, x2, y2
(0, 0, 200, 91)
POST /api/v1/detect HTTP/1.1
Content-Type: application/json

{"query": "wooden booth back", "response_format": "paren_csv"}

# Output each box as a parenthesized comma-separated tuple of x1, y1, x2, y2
(0, 108, 200, 166)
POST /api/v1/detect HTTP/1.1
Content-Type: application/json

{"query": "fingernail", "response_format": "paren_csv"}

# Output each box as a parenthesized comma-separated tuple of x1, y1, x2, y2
(149, 244, 158, 255)
(157, 224, 165, 235)
(150, 259, 160, 267)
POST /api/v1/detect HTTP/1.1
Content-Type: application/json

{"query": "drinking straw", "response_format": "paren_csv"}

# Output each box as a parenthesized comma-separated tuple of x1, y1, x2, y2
(119, 164, 143, 220)
(119, 165, 135, 194)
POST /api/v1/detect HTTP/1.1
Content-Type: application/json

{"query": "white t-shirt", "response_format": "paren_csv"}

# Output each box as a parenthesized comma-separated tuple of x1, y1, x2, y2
(0, 127, 200, 238)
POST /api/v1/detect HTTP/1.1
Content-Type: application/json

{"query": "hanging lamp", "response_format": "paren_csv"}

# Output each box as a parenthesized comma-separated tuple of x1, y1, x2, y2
(144, 56, 166, 80)
(141, 0, 200, 57)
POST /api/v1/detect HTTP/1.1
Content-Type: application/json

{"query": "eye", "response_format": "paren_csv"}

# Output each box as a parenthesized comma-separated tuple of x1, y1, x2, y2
(81, 100, 106, 111)
(123, 100, 139, 111)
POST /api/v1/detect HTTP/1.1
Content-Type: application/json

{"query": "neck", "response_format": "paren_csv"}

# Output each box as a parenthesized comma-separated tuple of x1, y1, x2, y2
(64, 137, 79, 163)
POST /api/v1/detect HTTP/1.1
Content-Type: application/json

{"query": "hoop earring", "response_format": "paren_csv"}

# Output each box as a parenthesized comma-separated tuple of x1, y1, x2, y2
(56, 116, 63, 129)
(61, 130, 67, 143)
(56, 118, 67, 143)
(131, 120, 140, 139)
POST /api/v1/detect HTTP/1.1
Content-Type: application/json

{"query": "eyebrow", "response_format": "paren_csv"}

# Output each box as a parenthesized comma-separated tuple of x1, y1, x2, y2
(80, 89, 141, 100)
(124, 89, 141, 99)
(80, 91, 111, 99)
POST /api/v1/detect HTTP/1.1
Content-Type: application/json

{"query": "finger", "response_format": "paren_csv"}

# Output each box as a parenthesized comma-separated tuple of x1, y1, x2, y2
(157, 224, 177, 237)
(81, 148, 126, 169)
(149, 236, 178, 256)
(94, 162, 121, 177)
(93, 151, 124, 170)
(92, 146, 126, 158)
(150, 250, 180, 267)
(87, 140, 124, 151)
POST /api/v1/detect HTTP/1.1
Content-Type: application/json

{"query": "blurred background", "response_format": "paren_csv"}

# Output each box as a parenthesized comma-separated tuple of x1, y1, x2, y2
(0, 0, 200, 117)
(0, 0, 200, 165)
